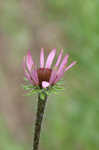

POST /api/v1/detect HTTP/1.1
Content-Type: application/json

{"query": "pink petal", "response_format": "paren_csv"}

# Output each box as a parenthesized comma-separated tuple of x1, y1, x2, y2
(54, 70, 64, 84)
(55, 49, 63, 67)
(64, 61, 77, 72)
(24, 69, 30, 80)
(45, 48, 56, 68)
(40, 48, 44, 68)
(23, 56, 29, 79)
(49, 49, 63, 84)
(31, 67, 39, 85)
(34, 69, 39, 84)
(24, 71, 33, 84)
(57, 54, 69, 74)
(54, 61, 77, 84)
(42, 81, 50, 88)
(23, 56, 34, 84)
(26, 50, 34, 72)
(49, 67, 57, 84)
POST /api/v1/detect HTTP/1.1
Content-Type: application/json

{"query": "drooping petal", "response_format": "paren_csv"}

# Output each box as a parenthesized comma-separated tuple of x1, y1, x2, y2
(54, 71, 64, 84)
(49, 67, 57, 84)
(42, 81, 50, 88)
(23, 56, 29, 78)
(23, 56, 34, 84)
(49, 49, 63, 84)
(45, 48, 56, 68)
(64, 61, 77, 72)
(57, 54, 69, 74)
(31, 66, 39, 85)
(26, 50, 34, 72)
(55, 49, 63, 67)
(34, 69, 39, 84)
(40, 48, 44, 68)
(24, 71, 33, 84)
(54, 61, 77, 84)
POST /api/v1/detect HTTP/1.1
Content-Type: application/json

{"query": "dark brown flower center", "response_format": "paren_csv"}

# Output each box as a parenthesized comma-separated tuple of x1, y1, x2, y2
(37, 68, 52, 87)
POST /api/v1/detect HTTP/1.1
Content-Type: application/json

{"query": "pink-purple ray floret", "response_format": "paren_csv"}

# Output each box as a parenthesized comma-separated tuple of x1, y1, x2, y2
(45, 48, 56, 69)
(23, 48, 76, 88)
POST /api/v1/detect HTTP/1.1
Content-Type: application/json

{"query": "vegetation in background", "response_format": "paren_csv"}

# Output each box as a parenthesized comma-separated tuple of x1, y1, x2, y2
(0, 0, 99, 150)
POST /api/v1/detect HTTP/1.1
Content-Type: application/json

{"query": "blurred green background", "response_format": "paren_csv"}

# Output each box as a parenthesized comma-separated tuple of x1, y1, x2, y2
(0, 0, 98, 150)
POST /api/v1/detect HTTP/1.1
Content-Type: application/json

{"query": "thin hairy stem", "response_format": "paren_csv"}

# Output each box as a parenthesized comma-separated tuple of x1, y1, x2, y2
(33, 94, 47, 150)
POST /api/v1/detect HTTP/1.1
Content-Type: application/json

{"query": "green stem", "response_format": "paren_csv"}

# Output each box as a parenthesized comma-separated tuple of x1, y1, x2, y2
(33, 93, 47, 150)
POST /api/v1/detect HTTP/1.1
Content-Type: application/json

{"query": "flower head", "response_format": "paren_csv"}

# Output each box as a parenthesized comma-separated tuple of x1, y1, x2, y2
(23, 48, 76, 96)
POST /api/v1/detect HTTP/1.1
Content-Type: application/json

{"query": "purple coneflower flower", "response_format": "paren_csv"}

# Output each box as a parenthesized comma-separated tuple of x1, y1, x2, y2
(23, 48, 76, 150)
(24, 48, 76, 89)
